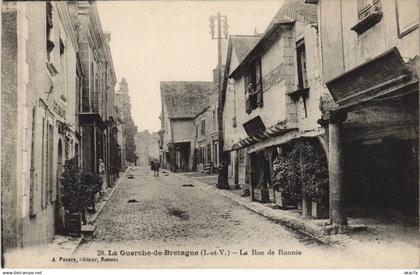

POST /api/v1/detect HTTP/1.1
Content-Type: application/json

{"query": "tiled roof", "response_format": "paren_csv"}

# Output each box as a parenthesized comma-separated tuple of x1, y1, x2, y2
(266, 0, 318, 32)
(231, 35, 262, 64)
(160, 81, 213, 119)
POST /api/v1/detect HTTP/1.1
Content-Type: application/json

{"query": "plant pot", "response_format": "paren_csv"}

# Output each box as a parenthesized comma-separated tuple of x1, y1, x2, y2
(253, 188, 270, 203)
(311, 201, 329, 219)
(275, 191, 286, 208)
(275, 191, 297, 209)
(65, 212, 81, 236)
(297, 199, 302, 213)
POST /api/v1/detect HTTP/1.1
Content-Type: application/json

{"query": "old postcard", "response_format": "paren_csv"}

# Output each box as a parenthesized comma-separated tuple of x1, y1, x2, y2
(1, 0, 419, 270)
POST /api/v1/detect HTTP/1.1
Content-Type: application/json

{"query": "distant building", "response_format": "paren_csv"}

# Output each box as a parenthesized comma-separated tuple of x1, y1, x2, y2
(159, 81, 213, 172)
(135, 130, 160, 166)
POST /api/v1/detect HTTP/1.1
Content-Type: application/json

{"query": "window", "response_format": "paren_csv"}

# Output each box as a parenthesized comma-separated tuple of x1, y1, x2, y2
(195, 124, 198, 138)
(59, 37, 67, 99)
(212, 110, 216, 130)
(46, 2, 54, 61)
(296, 40, 308, 118)
(395, 0, 419, 37)
(238, 149, 245, 166)
(201, 119, 206, 136)
(351, 0, 383, 34)
(245, 58, 263, 114)
(358, 0, 381, 21)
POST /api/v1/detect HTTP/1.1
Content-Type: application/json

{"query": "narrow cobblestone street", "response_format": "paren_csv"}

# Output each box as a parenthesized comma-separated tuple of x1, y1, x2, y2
(74, 166, 341, 267)
(71, 165, 410, 269)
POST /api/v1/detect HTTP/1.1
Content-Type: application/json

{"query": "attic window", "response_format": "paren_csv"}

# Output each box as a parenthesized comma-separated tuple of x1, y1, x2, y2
(351, 0, 383, 34)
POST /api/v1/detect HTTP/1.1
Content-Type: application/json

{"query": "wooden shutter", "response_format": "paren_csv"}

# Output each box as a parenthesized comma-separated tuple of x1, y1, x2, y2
(256, 59, 263, 107)
(245, 98, 251, 114)
(49, 124, 56, 202)
(29, 107, 37, 217)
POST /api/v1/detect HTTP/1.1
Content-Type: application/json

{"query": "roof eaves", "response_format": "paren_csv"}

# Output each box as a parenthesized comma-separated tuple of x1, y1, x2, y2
(229, 21, 294, 78)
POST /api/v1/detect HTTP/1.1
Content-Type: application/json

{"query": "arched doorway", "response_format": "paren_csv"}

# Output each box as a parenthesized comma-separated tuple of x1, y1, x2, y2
(55, 139, 64, 234)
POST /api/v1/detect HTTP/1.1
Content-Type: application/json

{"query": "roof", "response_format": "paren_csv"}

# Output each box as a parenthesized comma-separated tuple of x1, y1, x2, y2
(231, 35, 262, 64)
(230, 0, 317, 78)
(160, 81, 213, 119)
(220, 35, 262, 109)
(266, 0, 318, 31)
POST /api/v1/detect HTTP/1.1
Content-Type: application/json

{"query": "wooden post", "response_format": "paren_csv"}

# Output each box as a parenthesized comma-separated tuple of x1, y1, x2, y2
(328, 112, 348, 231)
(234, 150, 240, 189)
(265, 148, 275, 201)
(299, 140, 310, 218)
(245, 152, 254, 200)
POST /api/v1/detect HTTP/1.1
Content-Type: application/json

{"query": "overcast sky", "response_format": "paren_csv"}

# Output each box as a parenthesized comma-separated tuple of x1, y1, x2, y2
(97, 1, 283, 132)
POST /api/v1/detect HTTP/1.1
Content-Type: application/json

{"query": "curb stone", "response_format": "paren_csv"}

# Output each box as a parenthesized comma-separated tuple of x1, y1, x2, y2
(168, 170, 343, 246)
(73, 169, 128, 253)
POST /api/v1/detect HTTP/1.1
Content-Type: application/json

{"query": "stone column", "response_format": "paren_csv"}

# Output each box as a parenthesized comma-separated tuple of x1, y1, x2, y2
(328, 112, 348, 231)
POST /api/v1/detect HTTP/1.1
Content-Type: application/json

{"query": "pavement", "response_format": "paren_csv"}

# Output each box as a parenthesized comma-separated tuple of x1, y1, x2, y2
(22, 165, 417, 268)
(48, 169, 127, 254)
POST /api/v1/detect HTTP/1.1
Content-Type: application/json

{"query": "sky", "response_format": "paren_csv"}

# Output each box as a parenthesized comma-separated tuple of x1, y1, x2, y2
(97, 1, 283, 132)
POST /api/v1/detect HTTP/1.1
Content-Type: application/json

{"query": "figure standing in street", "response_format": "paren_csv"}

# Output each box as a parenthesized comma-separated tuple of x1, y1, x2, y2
(99, 159, 106, 192)
(154, 160, 160, 177)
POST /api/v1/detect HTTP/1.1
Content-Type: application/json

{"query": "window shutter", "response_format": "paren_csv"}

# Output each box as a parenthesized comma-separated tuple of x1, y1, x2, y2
(257, 89, 263, 107)
(29, 107, 37, 217)
(245, 97, 251, 114)
(256, 59, 263, 107)
(50, 124, 56, 203)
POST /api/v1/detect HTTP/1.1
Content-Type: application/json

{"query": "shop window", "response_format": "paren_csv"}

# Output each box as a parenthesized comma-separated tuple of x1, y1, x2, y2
(201, 119, 206, 136)
(238, 149, 245, 166)
(245, 58, 263, 114)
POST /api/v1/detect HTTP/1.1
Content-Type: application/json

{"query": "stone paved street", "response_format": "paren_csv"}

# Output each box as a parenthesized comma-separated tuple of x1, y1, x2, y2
(72, 166, 415, 268)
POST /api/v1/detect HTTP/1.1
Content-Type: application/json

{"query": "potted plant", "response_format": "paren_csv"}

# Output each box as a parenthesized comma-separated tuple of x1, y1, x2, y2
(60, 158, 87, 236)
(80, 172, 102, 214)
(301, 142, 329, 219)
(272, 146, 300, 209)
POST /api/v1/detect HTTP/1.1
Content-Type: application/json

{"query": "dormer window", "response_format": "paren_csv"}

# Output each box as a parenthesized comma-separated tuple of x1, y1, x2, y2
(351, 0, 383, 34)
(245, 58, 263, 114)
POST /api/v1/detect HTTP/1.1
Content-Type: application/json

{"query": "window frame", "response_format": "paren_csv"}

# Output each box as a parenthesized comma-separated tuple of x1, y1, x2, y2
(244, 57, 263, 113)
(395, 0, 419, 38)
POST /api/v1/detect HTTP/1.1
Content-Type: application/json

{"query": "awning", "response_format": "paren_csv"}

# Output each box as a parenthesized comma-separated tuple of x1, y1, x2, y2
(325, 47, 411, 109)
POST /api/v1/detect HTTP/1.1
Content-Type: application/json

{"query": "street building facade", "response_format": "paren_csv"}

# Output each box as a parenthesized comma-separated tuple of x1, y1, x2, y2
(1, 0, 125, 257)
(222, 0, 324, 208)
(135, 130, 160, 166)
(314, 0, 419, 230)
(75, 1, 119, 191)
(220, 0, 419, 232)
(159, 81, 213, 172)
(2, 1, 83, 250)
